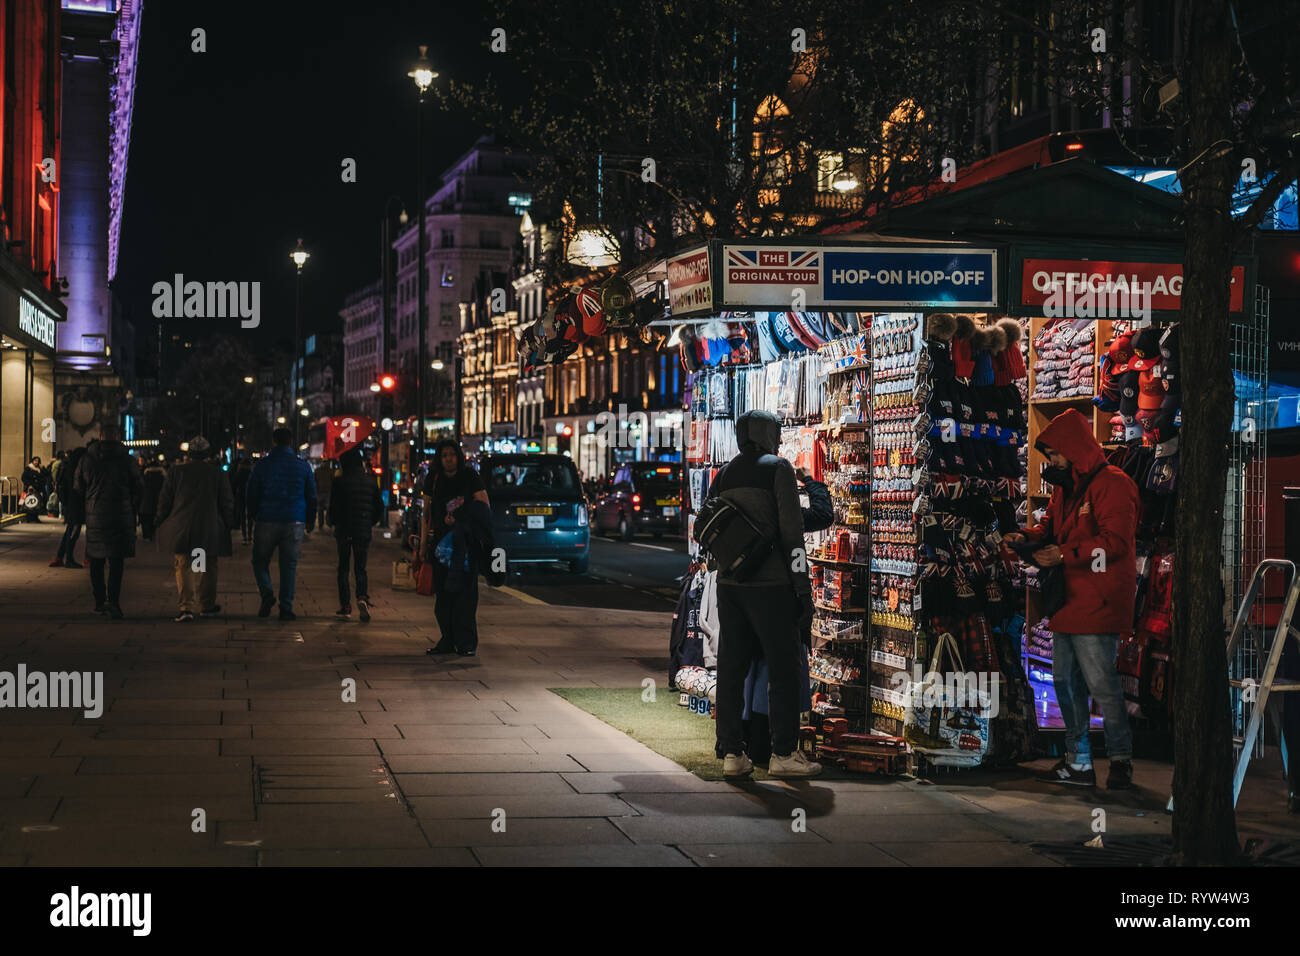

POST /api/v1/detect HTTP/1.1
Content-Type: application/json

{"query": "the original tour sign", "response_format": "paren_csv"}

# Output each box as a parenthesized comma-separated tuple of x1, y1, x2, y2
(18, 294, 58, 350)
(1020, 258, 1247, 313)
(720, 244, 998, 309)
(666, 246, 713, 316)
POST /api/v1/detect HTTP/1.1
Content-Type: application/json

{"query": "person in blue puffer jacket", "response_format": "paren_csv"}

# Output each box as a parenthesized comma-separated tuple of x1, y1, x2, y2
(246, 427, 316, 621)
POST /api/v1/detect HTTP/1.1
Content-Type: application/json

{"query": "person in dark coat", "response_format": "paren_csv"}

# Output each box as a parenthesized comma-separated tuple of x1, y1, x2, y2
(705, 409, 821, 779)
(138, 458, 167, 541)
(154, 436, 235, 622)
(21, 456, 48, 522)
(328, 448, 385, 621)
(73, 426, 142, 618)
(50, 446, 87, 568)
(422, 439, 489, 657)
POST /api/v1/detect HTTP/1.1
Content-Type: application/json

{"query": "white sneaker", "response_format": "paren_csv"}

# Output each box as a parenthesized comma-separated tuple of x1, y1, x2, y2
(768, 750, 822, 778)
(722, 753, 754, 778)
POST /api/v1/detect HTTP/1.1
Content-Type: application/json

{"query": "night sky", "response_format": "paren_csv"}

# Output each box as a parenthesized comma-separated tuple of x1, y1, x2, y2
(115, 1, 518, 367)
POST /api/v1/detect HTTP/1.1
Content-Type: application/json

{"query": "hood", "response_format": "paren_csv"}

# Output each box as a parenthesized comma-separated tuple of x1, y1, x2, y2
(1037, 408, 1106, 479)
(86, 440, 128, 462)
(735, 410, 781, 455)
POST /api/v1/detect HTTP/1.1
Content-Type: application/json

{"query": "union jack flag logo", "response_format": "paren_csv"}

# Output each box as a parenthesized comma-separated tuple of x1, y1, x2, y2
(727, 248, 821, 270)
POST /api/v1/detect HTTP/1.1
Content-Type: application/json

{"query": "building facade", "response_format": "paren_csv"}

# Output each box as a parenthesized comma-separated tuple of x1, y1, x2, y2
(53, 0, 141, 451)
(391, 136, 531, 434)
(339, 281, 383, 420)
(0, 0, 67, 481)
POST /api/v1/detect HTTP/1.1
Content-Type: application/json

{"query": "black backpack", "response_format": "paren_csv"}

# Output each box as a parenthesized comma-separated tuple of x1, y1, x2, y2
(692, 495, 773, 582)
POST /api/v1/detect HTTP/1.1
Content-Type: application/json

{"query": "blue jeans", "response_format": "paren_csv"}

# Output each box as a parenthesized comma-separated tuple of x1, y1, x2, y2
(252, 521, 304, 612)
(1052, 632, 1133, 763)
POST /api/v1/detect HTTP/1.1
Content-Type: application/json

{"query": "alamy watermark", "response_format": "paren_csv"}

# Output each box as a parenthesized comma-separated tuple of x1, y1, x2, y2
(151, 274, 260, 328)
(889, 665, 1001, 717)
(593, 404, 682, 451)
(0, 664, 103, 718)
(1040, 276, 1153, 323)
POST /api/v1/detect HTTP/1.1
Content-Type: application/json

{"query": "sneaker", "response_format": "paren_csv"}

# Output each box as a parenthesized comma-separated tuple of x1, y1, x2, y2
(357, 598, 370, 623)
(1106, 759, 1136, 791)
(104, 603, 124, 620)
(200, 605, 221, 617)
(279, 608, 297, 622)
(427, 641, 456, 656)
(92, 602, 106, 615)
(768, 750, 823, 778)
(336, 605, 351, 619)
(49, 556, 63, 567)
(1040, 758, 1096, 787)
(456, 648, 476, 657)
(174, 611, 196, 622)
(723, 753, 754, 779)
(258, 593, 275, 618)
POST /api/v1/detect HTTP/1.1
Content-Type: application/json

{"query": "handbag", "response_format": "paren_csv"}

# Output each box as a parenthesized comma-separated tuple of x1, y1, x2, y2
(692, 494, 773, 582)
(902, 630, 993, 768)
(391, 558, 417, 591)
(415, 560, 435, 596)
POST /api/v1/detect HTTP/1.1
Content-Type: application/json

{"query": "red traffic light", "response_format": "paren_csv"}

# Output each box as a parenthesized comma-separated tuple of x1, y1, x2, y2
(379, 374, 397, 391)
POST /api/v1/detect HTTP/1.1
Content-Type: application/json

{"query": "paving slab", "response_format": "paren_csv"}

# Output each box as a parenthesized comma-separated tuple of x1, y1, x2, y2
(407, 794, 635, 819)
(560, 772, 736, 794)
(394, 772, 579, 796)
(259, 848, 478, 866)
(473, 844, 693, 867)
(680, 843, 905, 867)
(419, 817, 633, 847)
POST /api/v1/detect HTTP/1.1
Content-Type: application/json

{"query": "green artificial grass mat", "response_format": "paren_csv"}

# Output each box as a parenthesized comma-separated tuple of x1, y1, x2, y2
(548, 686, 770, 781)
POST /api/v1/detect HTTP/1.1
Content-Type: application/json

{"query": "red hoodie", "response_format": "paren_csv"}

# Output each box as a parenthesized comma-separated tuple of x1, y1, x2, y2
(1023, 408, 1139, 634)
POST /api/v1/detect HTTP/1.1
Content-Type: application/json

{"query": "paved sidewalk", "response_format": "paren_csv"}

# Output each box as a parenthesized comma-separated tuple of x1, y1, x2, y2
(0, 520, 1295, 866)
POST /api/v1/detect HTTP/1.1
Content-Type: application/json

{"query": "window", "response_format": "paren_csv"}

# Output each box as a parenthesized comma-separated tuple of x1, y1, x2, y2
(441, 229, 455, 248)
(440, 304, 455, 326)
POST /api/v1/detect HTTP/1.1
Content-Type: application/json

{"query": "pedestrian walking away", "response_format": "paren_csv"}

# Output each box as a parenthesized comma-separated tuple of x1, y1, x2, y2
(703, 409, 821, 780)
(73, 426, 143, 619)
(328, 448, 385, 621)
(154, 436, 234, 622)
(247, 427, 316, 621)
(21, 455, 49, 523)
(50, 446, 88, 568)
(139, 456, 167, 541)
(1003, 408, 1139, 791)
(314, 460, 334, 531)
(422, 439, 489, 656)
(231, 456, 254, 543)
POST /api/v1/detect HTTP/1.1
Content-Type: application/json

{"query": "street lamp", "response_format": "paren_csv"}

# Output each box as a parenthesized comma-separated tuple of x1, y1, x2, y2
(431, 359, 444, 370)
(276, 415, 287, 424)
(289, 238, 310, 445)
(408, 45, 438, 467)
(243, 376, 254, 384)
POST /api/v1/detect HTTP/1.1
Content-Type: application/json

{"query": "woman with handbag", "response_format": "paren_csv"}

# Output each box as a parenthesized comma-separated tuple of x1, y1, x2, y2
(420, 440, 489, 657)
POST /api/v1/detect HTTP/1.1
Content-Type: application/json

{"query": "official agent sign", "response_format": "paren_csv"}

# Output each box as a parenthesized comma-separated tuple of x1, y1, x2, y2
(1020, 258, 1248, 313)
(720, 244, 998, 309)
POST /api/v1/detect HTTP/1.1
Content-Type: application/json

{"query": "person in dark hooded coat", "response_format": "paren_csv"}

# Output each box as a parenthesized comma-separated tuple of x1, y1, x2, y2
(328, 448, 386, 621)
(73, 425, 143, 618)
(704, 409, 821, 780)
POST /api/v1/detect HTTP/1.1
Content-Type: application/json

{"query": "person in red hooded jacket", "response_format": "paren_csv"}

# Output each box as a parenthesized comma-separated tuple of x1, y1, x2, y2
(1004, 408, 1139, 790)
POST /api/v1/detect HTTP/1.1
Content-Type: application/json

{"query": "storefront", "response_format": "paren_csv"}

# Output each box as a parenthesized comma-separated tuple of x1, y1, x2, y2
(0, 259, 63, 484)
(650, 193, 1265, 772)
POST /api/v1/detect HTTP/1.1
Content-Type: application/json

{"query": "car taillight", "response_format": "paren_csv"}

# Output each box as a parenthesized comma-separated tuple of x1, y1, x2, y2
(632, 494, 641, 504)
(577, 504, 587, 525)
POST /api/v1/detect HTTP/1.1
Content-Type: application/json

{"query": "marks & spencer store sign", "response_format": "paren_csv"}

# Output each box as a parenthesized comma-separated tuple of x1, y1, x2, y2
(18, 294, 58, 350)
(720, 244, 998, 309)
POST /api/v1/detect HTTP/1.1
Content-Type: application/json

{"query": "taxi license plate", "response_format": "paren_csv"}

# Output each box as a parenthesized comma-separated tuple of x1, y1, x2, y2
(516, 507, 554, 515)
(655, 498, 678, 506)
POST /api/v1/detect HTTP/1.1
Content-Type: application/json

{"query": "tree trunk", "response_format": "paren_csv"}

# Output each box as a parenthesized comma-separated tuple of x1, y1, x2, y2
(1171, 0, 1242, 866)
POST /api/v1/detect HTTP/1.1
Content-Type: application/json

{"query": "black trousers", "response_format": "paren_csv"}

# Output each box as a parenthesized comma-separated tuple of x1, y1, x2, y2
(139, 513, 155, 540)
(715, 582, 800, 758)
(434, 567, 480, 653)
(89, 556, 124, 606)
(336, 535, 371, 606)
